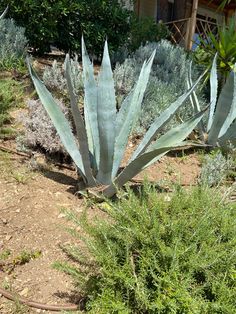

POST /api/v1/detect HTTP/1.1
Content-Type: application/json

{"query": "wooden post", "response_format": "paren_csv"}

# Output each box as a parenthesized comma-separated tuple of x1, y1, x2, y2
(185, 18, 191, 50)
(186, 0, 199, 50)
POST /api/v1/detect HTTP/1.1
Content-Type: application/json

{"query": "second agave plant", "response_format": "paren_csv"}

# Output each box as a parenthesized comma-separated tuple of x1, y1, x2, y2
(28, 38, 205, 197)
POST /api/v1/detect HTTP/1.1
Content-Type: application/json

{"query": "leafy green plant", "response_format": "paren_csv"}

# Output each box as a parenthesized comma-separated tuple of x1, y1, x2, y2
(13, 250, 41, 266)
(129, 17, 170, 52)
(190, 55, 236, 147)
(0, 0, 132, 56)
(0, 78, 25, 138)
(195, 17, 236, 80)
(28, 39, 205, 197)
(55, 185, 236, 313)
(218, 0, 234, 9)
(0, 249, 11, 261)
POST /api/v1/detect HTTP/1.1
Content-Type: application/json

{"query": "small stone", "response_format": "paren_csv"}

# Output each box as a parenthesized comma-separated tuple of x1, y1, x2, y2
(164, 195, 171, 202)
(55, 192, 62, 197)
(15, 209, 20, 213)
(5, 235, 12, 241)
(1, 218, 7, 224)
(58, 213, 66, 219)
(19, 287, 29, 297)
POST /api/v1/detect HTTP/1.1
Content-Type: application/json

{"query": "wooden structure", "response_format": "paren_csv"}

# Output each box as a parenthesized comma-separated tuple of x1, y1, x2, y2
(134, 0, 236, 50)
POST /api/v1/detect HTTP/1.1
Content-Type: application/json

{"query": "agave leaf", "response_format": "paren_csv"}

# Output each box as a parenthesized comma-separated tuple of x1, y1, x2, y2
(0, 6, 8, 19)
(115, 89, 135, 136)
(96, 41, 117, 185)
(103, 144, 186, 197)
(131, 73, 204, 161)
(27, 60, 85, 178)
(187, 62, 205, 137)
(207, 54, 218, 132)
(143, 108, 207, 168)
(219, 69, 236, 138)
(208, 70, 235, 146)
(82, 37, 100, 171)
(104, 109, 206, 197)
(65, 54, 96, 186)
(112, 51, 156, 178)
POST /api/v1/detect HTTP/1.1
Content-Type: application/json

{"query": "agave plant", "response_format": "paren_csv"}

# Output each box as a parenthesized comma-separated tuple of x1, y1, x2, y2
(207, 55, 236, 147)
(28, 38, 205, 197)
(190, 54, 236, 147)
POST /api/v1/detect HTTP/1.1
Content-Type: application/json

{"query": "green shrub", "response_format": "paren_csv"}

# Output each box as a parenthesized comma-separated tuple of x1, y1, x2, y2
(0, 78, 24, 122)
(55, 185, 236, 313)
(1, 0, 132, 56)
(0, 78, 25, 137)
(194, 18, 236, 82)
(129, 17, 170, 52)
(0, 18, 27, 70)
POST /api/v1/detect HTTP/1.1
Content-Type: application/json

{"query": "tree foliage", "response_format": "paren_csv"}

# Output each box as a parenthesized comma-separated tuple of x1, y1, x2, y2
(0, 0, 132, 56)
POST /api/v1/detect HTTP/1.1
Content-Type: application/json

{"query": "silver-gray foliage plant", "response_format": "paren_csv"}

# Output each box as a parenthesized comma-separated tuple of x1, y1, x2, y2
(0, 18, 27, 67)
(22, 99, 71, 154)
(199, 151, 233, 187)
(43, 60, 66, 92)
(114, 40, 205, 135)
(43, 56, 83, 95)
(189, 54, 236, 147)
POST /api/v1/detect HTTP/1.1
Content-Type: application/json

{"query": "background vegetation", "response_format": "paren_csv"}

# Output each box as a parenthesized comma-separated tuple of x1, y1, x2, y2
(0, 0, 132, 56)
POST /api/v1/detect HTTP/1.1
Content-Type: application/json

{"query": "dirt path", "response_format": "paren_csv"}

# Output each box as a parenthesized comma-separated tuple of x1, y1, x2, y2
(0, 151, 84, 313)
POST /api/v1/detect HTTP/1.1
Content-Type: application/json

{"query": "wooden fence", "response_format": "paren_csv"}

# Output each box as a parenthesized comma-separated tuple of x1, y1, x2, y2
(165, 17, 218, 50)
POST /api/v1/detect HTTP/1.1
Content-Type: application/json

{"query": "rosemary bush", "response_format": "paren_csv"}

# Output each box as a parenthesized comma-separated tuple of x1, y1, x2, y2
(55, 185, 236, 313)
(0, 18, 27, 70)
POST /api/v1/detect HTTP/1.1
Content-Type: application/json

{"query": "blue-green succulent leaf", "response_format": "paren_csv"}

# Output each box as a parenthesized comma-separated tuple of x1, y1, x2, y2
(208, 70, 235, 146)
(207, 54, 218, 132)
(104, 109, 206, 197)
(65, 54, 96, 186)
(82, 37, 100, 171)
(219, 69, 236, 138)
(96, 41, 117, 185)
(131, 73, 204, 161)
(28, 60, 85, 178)
(112, 50, 156, 178)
